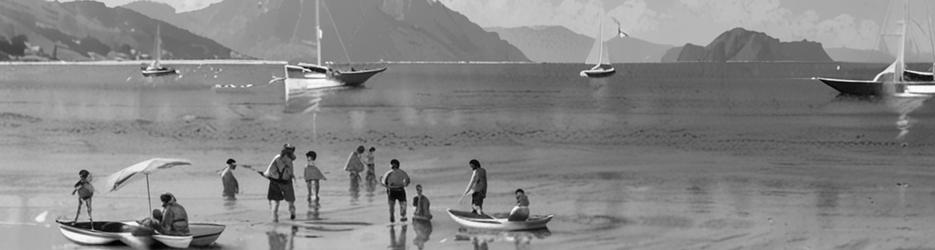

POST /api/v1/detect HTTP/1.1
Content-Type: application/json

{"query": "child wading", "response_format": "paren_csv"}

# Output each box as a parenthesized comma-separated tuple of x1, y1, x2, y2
(220, 159, 240, 200)
(71, 169, 94, 227)
(412, 184, 432, 220)
(304, 151, 326, 202)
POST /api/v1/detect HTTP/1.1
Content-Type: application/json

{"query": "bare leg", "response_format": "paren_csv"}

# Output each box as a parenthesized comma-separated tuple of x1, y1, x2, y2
(306, 181, 312, 202)
(86, 199, 93, 230)
(288, 201, 296, 220)
(271, 200, 281, 222)
(400, 201, 408, 221)
(388, 198, 396, 222)
(312, 180, 320, 200)
(73, 199, 82, 223)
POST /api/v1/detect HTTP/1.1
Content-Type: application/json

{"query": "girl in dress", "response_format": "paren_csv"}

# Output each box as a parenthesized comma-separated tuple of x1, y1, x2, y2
(304, 151, 326, 202)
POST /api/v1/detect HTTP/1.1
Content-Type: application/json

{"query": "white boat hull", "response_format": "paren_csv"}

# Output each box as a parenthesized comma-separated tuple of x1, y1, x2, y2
(447, 209, 552, 231)
(153, 234, 193, 248)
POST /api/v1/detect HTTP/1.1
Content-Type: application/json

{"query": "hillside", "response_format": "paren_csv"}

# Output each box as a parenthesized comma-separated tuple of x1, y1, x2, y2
(487, 25, 673, 63)
(124, 0, 527, 62)
(666, 27, 832, 62)
(0, 0, 235, 61)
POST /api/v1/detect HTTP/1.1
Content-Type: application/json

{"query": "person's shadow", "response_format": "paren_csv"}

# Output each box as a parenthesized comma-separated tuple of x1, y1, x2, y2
(389, 224, 407, 250)
(412, 220, 433, 250)
(266, 225, 298, 250)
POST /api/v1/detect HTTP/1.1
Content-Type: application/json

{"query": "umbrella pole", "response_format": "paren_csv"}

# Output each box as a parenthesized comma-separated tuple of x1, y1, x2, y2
(146, 174, 152, 215)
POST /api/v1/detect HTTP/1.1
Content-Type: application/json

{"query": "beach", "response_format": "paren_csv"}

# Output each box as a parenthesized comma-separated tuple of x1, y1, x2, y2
(2, 63, 935, 249)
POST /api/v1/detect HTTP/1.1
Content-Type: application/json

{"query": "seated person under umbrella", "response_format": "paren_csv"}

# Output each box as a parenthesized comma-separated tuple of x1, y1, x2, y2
(159, 193, 190, 235)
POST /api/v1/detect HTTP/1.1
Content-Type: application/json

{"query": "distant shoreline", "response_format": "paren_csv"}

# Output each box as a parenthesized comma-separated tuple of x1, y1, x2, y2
(0, 60, 288, 66)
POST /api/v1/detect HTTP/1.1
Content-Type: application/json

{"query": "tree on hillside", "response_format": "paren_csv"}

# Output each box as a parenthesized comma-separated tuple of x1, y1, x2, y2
(9, 35, 28, 58)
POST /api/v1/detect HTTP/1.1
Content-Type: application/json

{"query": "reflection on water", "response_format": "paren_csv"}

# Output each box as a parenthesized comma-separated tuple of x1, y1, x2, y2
(412, 220, 433, 250)
(267, 225, 298, 250)
(388, 224, 407, 250)
(365, 174, 377, 204)
(687, 177, 713, 214)
(453, 228, 552, 250)
(307, 199, 321, 221)
(883, 96, 929, 142)
(813, 180, 840, 229)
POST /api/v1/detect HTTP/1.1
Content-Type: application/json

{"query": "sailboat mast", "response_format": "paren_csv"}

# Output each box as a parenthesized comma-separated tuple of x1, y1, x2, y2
(597, 16, 604, 66)
(316, 0, 322, 66)
(154, 24, 161, 67)
(898, 0, 908, 82)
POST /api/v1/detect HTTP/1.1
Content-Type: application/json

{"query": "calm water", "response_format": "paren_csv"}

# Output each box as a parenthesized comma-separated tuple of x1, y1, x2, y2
(2, 62, 935, 249)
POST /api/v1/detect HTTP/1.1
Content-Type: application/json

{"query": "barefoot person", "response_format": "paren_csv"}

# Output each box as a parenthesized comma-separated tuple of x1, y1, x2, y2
(344, 145, 366, 181)
(460, 159, 487, 215)
(159, 193, 190, 236)
(71, 169, 94, 227)
(304, 151, 326, 202)
(219, 159, 240, 200)
(412, 184, 432, 220)
(260, 144, 298, 221)
(380, 159, 410, 222)
(508, 189, 530, 221)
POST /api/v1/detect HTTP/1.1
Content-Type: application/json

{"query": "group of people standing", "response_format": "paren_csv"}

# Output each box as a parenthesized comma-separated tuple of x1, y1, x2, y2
(217, 143, 512, 223)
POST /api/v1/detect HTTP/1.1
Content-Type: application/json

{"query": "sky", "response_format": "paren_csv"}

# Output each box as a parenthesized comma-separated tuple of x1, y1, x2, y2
(90, 0, 927, 50)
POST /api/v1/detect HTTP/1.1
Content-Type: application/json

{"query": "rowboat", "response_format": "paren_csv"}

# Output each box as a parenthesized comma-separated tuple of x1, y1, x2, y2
(56, 220, 155, 246)
(447, 209, 552, 231)
(189, 223, 226, 247)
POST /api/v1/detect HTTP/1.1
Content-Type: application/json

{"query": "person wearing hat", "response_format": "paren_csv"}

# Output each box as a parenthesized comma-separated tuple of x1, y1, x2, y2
(159, 193, 190, 236)
(219, 159, 241, 200)
(259, 144, 298, 221)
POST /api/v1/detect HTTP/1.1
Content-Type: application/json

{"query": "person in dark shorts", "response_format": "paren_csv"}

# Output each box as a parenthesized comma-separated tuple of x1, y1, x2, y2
(461, 159, 487, 215)
(380, 159, 411, 222)
(259, 144, 297, 221)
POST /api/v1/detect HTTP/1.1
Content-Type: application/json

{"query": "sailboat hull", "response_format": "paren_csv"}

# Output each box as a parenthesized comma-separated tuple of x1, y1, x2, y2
(580, 67, 615, 78)
(141, 67, 178, 77)
(818, 76, 935, 96)
(817, 77, 884, 96)
(333, 67, 387, 86)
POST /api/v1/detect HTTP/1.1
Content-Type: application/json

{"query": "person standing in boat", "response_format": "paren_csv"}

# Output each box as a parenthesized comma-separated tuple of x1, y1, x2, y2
(507, 189, 530, 221)
(71, 169, 94, 227)
(219, 159, 240, 200)
(380, 159, 411, 222)
(159, 193, 190, 236)
(304, 151, 326, 202)
(460, 159, 487, 215)
(344, 145, 366, 181)
(412, 184, 432, 220)
(259, 144, 298, 221)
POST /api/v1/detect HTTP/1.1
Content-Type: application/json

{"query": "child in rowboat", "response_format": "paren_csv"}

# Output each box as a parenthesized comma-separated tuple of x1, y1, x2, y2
(71, 169, 94, 227)
(507, 189, 530, 221)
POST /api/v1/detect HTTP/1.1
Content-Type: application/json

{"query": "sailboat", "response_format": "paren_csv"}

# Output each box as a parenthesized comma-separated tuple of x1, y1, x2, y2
(817, 0, 935, 96)
(141, 25, 178, 77)
(580, 14, 615, 78)
(284, 0, 386, 87)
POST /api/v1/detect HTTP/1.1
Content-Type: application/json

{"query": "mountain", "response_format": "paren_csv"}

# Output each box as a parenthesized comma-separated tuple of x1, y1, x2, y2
(665, 27, 832, 62)
(486, 25, 673, 63)
(0, 0, 235, 61)
(124, 0, 528, 62)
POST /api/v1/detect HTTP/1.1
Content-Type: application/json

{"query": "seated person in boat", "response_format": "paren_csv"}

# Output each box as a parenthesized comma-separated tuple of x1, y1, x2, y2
(507, 189, 530, 221)
(138, 209, 163, 229)
(412, 184, 432, 220)
(159, 193, 190, 235)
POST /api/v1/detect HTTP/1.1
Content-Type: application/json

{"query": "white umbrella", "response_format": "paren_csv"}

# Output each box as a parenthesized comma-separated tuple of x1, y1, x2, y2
(105, 158, 192, 213)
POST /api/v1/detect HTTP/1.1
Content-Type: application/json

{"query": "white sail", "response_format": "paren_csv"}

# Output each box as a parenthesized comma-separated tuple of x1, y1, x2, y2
(584, 17, 610, 66)
(152, 24, 162, 68)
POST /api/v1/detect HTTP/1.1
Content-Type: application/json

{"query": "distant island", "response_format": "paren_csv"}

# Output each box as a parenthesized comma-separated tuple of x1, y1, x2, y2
(662, 27, 832, 63)
(123, 0, 527, 62)
(0, 0, 237, 61)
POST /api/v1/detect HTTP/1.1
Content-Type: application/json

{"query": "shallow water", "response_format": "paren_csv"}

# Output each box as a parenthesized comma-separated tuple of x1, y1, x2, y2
(2, 63, 935, 249)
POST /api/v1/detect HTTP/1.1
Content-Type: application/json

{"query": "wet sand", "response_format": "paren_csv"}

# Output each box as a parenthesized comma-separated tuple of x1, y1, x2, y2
(3, 63, 935, 249)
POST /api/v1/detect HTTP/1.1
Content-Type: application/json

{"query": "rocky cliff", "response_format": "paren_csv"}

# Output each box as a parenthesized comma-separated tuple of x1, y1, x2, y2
(488, 25, 672, 63)
(665, 28, 832, 62)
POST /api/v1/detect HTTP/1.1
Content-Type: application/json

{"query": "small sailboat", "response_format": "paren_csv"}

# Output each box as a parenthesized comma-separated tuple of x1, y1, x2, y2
(141, 25, 178, 77)
(284, 0, 385, 87)
(580, 14, 615, 78)
(817, 0, 935, 96)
